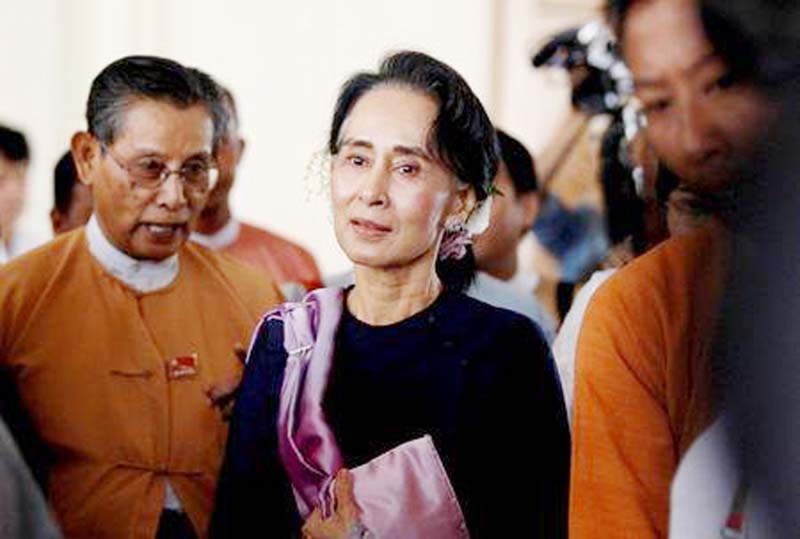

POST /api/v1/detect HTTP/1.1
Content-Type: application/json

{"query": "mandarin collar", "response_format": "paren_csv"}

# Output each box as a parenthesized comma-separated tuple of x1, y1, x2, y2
(86, 214, 179, 293)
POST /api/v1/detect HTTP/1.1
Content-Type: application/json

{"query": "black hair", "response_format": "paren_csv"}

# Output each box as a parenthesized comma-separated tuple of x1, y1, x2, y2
(216, 84, 239, 128)
(496, 130, 538, 195)
(329, 51, 499, 291)
(0, 124, 30, 163)
(700, 4, 758, 84)
(605, 0, 632, 38)
(86, 56, 226, 148)
(53, 151, 80, 214)
(186, 67, 230, 148)
(330, 51, 498, 199)
(654, 162, 680, 207)
(704, 0, 800, 92)
(599, 120, 647, 253)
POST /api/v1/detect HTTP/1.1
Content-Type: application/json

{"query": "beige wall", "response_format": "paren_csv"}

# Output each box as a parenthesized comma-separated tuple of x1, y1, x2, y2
(493, 0, 598, 154)
(0, 0, 600, 275)
(162, 0, 495, 275)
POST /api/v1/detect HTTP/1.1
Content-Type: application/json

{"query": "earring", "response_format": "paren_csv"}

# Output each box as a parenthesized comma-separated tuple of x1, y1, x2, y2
(444, 216, 464, 233)
(439, 219, 472, 261)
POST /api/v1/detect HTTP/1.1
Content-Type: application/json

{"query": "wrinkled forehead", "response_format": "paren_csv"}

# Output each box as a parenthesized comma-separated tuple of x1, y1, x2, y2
(339, 86, 439, 153)
(112, 98, 215, 157)
(622, 0, 714, 81)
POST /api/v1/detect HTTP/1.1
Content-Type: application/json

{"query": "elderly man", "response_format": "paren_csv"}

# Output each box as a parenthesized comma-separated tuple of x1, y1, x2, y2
(190, 84, 322, 299)
(568, 1, 774, 537)
(0, 56, 281, 539)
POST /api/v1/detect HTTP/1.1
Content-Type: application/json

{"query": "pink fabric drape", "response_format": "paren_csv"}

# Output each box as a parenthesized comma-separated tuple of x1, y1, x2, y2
(265, 288, 469, 538)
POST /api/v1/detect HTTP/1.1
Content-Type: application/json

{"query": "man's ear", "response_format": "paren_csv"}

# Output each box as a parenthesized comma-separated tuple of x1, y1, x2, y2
(50, 208, 64, 236)
(71, 132, 100, 187)
(235, 138, 246, 167)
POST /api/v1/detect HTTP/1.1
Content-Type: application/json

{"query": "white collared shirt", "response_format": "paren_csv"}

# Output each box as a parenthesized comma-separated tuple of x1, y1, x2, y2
(552, 268, 617, 426)
(86, 215, 179, 293)
(670, 417, 779, 538)
(189, 218, 241, 251)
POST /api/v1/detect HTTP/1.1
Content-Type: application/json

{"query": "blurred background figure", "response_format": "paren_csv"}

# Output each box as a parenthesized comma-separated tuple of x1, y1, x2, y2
(0, 125, 43, 263)
(470, 129, 556, 341)
(567, 0, 775, 538)
(532, 14, 708, 419)
(668, 1, 800, 537)
(190, 82, 322, 300)
(526, 17, 667, 326)
(50, 151, 92, 235)
(0, 417, 60, 539)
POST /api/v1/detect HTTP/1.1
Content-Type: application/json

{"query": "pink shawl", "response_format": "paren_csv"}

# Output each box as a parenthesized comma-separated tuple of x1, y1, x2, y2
(262, 287, 469, 538)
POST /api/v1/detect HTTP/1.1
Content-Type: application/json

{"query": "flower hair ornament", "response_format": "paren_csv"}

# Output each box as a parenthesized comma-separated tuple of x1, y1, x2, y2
(303, 148, 333, 201)
(438, 196, 493, 261)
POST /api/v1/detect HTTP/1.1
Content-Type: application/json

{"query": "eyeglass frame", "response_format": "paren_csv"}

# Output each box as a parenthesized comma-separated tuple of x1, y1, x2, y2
(99, 143, 219, 195)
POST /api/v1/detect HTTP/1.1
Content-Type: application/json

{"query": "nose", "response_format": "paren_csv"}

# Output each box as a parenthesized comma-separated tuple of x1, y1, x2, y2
(154, 171, 188, 210)
(679, 97, 724, 164)
(357, 165, 390, 208)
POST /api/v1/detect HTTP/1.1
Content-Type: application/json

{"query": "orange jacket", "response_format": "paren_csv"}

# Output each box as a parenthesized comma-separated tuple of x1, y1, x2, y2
(569, 223, 728, 538)
(0, 229, 281, 538)
(221, 222, 322, 292)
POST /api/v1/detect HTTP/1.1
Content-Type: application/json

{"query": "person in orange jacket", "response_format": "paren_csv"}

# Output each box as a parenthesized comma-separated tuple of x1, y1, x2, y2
(0, 55, 281, 539)
(568, 0, 775, 537)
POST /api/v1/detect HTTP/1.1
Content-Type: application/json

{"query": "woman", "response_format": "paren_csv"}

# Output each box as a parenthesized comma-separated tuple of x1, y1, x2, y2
(210, 51, 569, 538)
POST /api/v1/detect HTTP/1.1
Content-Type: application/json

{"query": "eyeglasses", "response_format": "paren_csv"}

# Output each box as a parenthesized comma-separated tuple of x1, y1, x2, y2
(101, 144, 219, 195)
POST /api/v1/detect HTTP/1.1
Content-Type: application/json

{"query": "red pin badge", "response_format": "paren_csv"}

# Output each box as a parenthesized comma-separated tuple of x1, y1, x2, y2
(167, 353, 199, 379)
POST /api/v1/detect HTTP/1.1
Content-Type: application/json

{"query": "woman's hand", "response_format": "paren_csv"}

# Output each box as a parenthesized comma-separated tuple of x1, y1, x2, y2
(203, 344, 247, 420)
(302, 469, 368, 539)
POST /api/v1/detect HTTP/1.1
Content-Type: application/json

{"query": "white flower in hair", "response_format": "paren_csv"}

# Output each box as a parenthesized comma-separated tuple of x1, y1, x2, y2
(465, 196, 492, 236)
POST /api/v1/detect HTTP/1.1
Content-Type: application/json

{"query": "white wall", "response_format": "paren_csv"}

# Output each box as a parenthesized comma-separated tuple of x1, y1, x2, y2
(0, 0, 598, 276)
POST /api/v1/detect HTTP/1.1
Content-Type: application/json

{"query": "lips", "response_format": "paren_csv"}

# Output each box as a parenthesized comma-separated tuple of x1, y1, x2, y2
(140, 222, 187, 241)
(350, 218, 392, 238)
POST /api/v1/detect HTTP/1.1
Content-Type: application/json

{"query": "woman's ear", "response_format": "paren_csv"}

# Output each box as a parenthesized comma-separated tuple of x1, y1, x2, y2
(71, 132, 100, 187)
(451, 185, 477, 223)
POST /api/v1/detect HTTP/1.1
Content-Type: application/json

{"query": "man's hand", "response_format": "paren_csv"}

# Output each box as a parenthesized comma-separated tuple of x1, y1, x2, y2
(302, 470, 367, 539)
